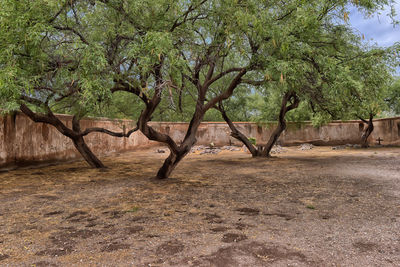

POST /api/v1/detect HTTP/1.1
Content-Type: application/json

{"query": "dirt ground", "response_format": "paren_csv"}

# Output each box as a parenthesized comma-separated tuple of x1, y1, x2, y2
(0, 146, 400, 266)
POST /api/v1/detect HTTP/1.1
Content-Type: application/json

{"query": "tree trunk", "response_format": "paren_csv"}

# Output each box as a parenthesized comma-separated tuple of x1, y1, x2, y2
(361, 114, 374, 148)
(261, 120, 286, 157)
(156, 150, 186, 179)
(20, 104, 106, 168)
(126, 63, 247, 179)
(156, 118, 199, 179)
(72, 136, 105, 168)
(216, 102, 260, 157)
(261, 91, 300, 157)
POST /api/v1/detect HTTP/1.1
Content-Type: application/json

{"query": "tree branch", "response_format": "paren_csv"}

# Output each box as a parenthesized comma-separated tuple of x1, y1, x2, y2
(357, 116, 369, 124)
(53, 26, 89, 45)
(204, 68, 247, 111)
(80, 126, 139, 137)
(19, 103, 77, 138)
(203, 67, 244, 88)
(170, 0, 208, 31)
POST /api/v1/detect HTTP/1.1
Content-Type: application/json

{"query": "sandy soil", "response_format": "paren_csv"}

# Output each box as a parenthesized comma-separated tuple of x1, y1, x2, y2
(0, 146, 399, 266)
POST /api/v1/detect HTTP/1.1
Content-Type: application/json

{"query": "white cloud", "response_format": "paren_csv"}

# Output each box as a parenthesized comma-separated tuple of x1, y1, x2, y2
(349, 1, 400, 47)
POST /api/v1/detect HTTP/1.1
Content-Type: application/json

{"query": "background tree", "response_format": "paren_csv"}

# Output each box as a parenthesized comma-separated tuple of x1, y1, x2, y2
(1, 0, 397, 178)
(335, 47, 395, 147)
(386, 77, 400, 115)
(0, 0, 137, 168)
(214, 0, 398, 156)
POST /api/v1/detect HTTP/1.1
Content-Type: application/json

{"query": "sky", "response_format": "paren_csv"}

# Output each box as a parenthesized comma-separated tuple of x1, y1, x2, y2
(349, 1, 400, 47)
(348, 1, 400, 74)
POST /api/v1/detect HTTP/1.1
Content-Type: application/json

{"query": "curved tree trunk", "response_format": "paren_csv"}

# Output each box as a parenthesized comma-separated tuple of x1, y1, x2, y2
(261, 120, 286, 157)
(72, 136, 105, 168)
(360, 114, 374, 148)
(19, 104, 104, 168)
(216, 92, 299, 158)
(156, 150, 187, 179)
(20, 104, 135, 169)
(119, 57, 247, 179)
(260, 91, 299, 157)
(216, 102, 260, 157)
(260, 93, 296, 156)
(155, 109, 205, 179)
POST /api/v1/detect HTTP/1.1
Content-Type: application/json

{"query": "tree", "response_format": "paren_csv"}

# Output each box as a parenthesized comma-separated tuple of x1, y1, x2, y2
(339, 47, 395, 147)
(105, 0, 260, 178)
(215, 0, 397, 156)
(1, 0, 396, 178)
(0, 0, 138, 168)
(386, 77, 400, 115)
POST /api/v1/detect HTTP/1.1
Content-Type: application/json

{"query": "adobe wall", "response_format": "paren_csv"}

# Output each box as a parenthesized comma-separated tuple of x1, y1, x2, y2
(1, 113, 400, 169)
(0, 113, 152, 169)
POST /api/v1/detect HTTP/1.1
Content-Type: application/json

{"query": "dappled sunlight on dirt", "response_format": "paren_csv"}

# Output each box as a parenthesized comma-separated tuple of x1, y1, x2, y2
(0, 147, 400, 266)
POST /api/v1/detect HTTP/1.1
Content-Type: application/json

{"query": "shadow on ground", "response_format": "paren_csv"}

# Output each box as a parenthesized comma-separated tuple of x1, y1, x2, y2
(0, 147, 399, 266)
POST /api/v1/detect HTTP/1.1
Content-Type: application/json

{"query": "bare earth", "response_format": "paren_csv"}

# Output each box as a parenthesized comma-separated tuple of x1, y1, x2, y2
(0, 146, 400, 266)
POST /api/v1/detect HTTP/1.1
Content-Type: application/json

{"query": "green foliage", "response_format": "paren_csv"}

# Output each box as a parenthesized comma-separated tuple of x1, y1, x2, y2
(386, 77, 400, 115)
(248, 137, 257, 145)
(0, 0, 398, 128)
(126, 206, 140, 213)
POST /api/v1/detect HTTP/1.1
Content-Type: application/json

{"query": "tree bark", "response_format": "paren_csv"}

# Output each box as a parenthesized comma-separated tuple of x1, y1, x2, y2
(20, 104, 135, 168)
(216, 102, 260, 157)
(261, 91, 299, 157)
(119, 57, 248, 179)
(72, 136, 105, 168)
(139, 102, 202, 179)
(156, 150, 187, 179)
(216, 92, 299, 158)
(360, 114, 374, 148)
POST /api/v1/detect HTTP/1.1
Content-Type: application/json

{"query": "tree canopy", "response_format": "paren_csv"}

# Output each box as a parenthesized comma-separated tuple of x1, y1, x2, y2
(0, 0, 399, 177)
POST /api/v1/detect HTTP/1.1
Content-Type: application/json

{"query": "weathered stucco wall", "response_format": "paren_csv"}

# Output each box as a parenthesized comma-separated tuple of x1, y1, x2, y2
(0, 113, 152, 169)
(153, 118, 400, 147)
(1, 113, 400, 168)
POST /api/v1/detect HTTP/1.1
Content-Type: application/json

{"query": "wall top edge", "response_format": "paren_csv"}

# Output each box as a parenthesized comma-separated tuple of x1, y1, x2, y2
(3, 111, 400, 125)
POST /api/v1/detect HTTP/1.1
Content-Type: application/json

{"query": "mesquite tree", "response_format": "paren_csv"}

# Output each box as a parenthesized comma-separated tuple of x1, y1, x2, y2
(100, 0, 259, 178)
(216, 90, 299, 157)
(386, 77, 400, 115)
(1, 0, 397, 177)
(214, 0, 397, 157)
(116, 0, 348, 177)
(342, 48, 395, 147)
(0, 0, 137, 168)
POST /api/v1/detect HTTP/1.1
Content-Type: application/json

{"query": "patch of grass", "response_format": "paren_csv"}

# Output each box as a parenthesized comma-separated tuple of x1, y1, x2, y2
(306, 205, 315, 210)
(126, 206, 140, 213)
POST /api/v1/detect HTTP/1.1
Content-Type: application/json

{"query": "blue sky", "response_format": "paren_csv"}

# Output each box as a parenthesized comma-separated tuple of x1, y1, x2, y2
(348, 1, 400, 74)
(349, 1, 400, 47)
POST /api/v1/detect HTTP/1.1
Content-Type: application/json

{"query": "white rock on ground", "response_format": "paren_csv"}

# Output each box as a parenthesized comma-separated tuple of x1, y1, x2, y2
(299, 143, 314, 150)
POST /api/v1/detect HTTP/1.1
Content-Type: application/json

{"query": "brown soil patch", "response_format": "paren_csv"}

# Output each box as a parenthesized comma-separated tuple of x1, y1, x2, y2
(235, 207, 260, 216)
(221, 233, 248, 243)
(0, 146, 400, 266)
(156, 240, 185, 255)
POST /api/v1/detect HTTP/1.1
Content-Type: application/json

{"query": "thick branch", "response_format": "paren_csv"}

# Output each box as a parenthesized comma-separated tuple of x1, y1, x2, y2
(357, 116, 369, 124)
(204, 69, 247, 111)
(216, 102, 259, 156)
(203, 67, 244, 88)
(111, 80, 149, 104)
(80, 126, 139, 137)
(19, 103, 76, 138)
